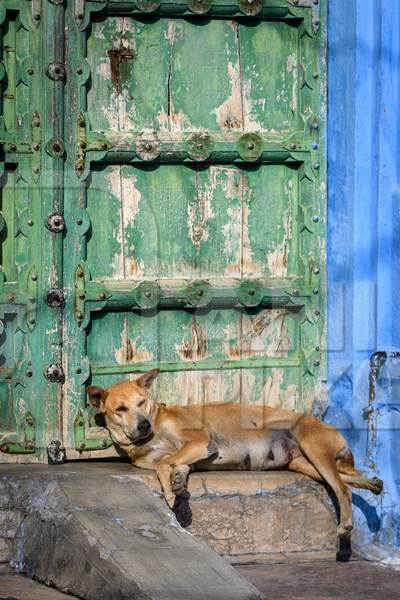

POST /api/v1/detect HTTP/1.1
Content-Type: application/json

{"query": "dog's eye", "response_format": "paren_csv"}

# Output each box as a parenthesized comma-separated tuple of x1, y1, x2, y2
(137, 399, 146, 407)
(116, 405, 128, 412)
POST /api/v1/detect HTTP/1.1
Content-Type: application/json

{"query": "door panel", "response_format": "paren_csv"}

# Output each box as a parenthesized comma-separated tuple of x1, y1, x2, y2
(63, 1, 325, 456)
(1, 0, 325, 460)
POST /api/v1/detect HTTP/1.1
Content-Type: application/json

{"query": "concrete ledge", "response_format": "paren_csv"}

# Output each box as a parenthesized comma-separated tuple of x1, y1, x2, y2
(0, 464, 262, 600)
(127, 469, 338, 561)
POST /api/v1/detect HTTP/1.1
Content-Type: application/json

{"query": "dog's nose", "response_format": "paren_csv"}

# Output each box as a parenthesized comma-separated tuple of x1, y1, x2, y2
(138, 417, 151, 435)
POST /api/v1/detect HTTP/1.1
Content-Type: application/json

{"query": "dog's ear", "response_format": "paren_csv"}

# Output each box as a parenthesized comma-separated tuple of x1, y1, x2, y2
(136, 368, 160, 390)
(87, 386, 108, 412)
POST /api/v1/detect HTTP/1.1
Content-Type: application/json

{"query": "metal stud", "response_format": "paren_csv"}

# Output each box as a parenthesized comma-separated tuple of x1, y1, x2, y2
(76, 218, 83, 225)
(312, 216, 319, 223)
(313, 288, 319, 295)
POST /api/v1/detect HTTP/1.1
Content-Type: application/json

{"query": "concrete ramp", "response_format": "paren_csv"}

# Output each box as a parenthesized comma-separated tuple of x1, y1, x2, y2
(1, 464, 261, 600)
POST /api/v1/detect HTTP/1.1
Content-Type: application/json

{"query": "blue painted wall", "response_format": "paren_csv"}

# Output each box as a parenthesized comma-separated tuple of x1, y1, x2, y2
(328, 0, 400, 558)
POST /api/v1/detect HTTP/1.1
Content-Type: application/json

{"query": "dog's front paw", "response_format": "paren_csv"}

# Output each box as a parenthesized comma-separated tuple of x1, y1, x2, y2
(170, 465, 189, 495)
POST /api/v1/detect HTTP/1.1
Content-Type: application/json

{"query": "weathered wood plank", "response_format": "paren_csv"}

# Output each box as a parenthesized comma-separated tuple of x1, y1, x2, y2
(240, 20, 299, 133)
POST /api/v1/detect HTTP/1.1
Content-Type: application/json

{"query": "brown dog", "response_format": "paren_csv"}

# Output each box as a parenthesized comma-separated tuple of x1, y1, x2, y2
(88, 368, 383, 544)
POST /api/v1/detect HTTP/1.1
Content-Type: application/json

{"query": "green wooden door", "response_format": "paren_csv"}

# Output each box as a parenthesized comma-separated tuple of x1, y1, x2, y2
(1, 0, 325, 461)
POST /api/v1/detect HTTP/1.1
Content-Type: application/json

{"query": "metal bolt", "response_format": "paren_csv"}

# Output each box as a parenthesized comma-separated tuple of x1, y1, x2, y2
(247, 143, 254, 150)
(292, 289, 299, 295)
(76, 218, 83, 225)
(76, 311, 83, 319)
(313, 162, 320, 170)
(314, 20, 320, 26)
(311, 122, 319, 130)
(33, 167, 40, 174)
(313, 72, 319, 79)
(80, 141, 87, 150)
(101, 143, 108, 151)
(99, 292, 107, 300)
(144, 290, 151, 298)
(248, 289, 255, 296)
(27, 68, 34, 75)
(9, 144, 17, 152)
(8, 295, 14, 302)
(27, 219, 34, 226)
(313, 360, 320, 367)
(76, 367, 82, 374)
(53, 217, 60, 226)
(53, 142, 61, 153)
(77, 270, 84, 278)
(197, 144, 203, 150)
(312, 215, 319, 223)
(79, 120, 85, 128)
(79, 442, 85, 449)
(31, 274, 38, 281)
(197, 289, 203, 296)
(313, 288, 319, 295)
(315, 309, 320, 316)
(290, 143, 296, 150)
(293, 0, 298, 4)
(315, 346, 320, 351)
(248, 0, 254, 4)
(33, 13, 40, 20)
(33, 118, 40, 127)
(79, 293, 85, 300)
(26, 418, 34, 426)
(313, 267, 320, 274)
(32, 143, 40, 151)
(29, 317, 36, 325)
(145, 143, 152, 151)
(312, 143, 319, 150)
(77, 68, 83, 75)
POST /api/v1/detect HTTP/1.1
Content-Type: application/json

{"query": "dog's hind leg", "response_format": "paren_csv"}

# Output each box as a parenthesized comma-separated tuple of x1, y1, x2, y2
(336, 447, 383, 495)
(156, 440, 214, 508)
(292, 415, 353, 538)
(287, 455, 324, 481)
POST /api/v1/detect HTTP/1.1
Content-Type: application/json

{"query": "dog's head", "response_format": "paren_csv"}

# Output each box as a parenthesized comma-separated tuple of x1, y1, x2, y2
(87, 369, 159, 447)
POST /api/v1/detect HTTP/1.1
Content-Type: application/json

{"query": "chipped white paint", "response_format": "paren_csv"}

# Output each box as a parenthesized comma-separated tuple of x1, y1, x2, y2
(267, 196, 292, 278)
(175, 320, 210, 362)
(242, 310, 290, 358)
(262, 369, 298, 410)
(187, 170, 216, 247)
(105, 167, 125, 278)
(213, 59, 243, 130)
(242, 189, 263, 276)
(115, 320, 154, 364)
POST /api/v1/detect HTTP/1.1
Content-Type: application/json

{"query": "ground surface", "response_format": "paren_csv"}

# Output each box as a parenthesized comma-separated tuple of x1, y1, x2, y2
(2, 560, 400, 600)
(0, 575, 78, 599)
(237, 559, 400, 600)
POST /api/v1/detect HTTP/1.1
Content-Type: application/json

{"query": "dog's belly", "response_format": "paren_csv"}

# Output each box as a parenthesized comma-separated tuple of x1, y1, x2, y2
(195, 430, 302, 471)
(195, 442, 262, 471)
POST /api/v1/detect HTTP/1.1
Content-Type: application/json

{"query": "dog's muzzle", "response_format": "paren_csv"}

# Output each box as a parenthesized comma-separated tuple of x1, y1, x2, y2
(131, 417, 152, 443)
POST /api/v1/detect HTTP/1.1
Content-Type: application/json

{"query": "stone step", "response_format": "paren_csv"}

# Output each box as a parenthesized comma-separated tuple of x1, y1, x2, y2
(0, 464, 262, 600)
(132, 469, 338, 562)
